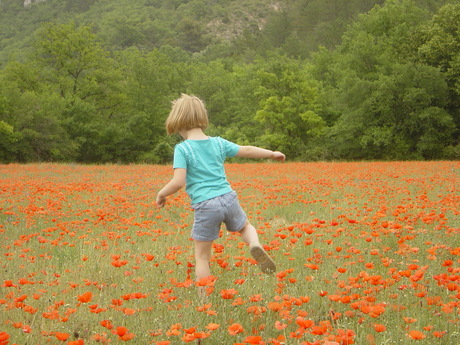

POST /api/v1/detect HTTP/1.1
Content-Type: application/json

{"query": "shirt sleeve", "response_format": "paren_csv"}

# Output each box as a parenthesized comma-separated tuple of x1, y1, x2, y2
(219, 137, 240, 157)
(173, 144, 187, 169)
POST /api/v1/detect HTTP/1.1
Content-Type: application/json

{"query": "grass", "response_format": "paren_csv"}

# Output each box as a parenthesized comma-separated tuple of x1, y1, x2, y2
(0, 161, 459, 345)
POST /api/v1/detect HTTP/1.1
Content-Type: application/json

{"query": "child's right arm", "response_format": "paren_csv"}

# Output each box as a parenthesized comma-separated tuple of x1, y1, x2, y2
(236, 146, 285, 162)
(156, 168, 186, 208)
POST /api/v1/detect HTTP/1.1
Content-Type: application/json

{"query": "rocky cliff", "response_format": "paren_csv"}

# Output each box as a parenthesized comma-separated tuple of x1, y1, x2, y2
(24, 0, 45, 6)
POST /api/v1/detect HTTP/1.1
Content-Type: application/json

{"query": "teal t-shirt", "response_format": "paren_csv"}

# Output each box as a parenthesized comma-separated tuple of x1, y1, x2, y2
(173, 136, 240, 204)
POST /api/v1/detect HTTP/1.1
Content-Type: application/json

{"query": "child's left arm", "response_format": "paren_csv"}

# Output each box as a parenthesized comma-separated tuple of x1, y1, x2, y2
(236, 146, 285, 162)
(156, 168, 186, 207)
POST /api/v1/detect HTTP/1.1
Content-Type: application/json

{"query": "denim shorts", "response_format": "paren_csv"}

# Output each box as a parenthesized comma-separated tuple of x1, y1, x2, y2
(191, 191, 247, 241)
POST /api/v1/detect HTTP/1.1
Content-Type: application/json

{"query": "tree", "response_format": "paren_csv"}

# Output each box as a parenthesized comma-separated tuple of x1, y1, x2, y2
(413, 3, 460, 150)
(252, 52, 324, 159)
(175, 17, 209, 52)
(0, 121, 18, 163)
(33, 22, 130, 162)
(0, 60, 78, 162)
(185, 59, 235, 127)
(117, 47, 189, 160)
(311, 0, 457, 160)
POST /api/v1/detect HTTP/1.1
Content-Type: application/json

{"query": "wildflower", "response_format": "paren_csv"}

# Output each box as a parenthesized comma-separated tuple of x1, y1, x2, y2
(205, 323, 220, 331)
(275, 321, 288, 330)
(373, 324, 386, 332)
(116, 326, 128, 337)
(220, 288, 238, 299)
(77, 291, 93, 303)
(123, 308, 137, 315)
(243, 335, 264, 344)
(55, 332, 70, 341)
(100, 320, 113, 330)
(0, 332, 10, 345)
(228, 323, 244, 335)
(408, 330, 426, 340)
(120, 332, 135, 341)
(296, 317, 314, 329)
(2, 280, 16, 287)
(433, 331, 446, 338)
(68, 340, 84, 345)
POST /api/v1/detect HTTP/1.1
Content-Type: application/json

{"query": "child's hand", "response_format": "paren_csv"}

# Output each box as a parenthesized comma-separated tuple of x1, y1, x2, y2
(156, 194, 166, 208)
(272, 151, 285, 162)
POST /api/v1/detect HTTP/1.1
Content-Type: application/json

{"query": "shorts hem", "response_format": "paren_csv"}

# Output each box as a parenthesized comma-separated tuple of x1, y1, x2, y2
(227, 217, 247, 232)
(191, 233, 219, 242)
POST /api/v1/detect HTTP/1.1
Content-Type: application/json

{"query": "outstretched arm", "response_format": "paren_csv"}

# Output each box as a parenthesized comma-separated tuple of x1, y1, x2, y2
(156, 168, 186, 207)
(235, 146, 285, 162)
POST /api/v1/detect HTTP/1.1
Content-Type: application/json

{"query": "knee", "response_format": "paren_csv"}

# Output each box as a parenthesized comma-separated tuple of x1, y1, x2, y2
(195, 251, 211, 261)
(195, 244, 212, 261)
(238, 220, 251, 233)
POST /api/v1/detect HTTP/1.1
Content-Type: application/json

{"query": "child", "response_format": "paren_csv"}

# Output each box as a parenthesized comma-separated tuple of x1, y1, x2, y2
(156, 94, 285, 290)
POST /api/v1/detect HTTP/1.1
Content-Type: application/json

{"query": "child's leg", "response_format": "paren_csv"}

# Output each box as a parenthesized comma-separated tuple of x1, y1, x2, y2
(194, 240, 213, 298)
(238, 221, 260, 247)
(239, 221, 276, 274)
(194, 240, 213, 279)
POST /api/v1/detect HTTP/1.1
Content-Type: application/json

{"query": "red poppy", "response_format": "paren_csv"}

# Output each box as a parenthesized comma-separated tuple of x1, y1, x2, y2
(68, 340, 84, 345)
(0, 332, 10, 345)
(243, 335, 264, 344)
(228, 323, 244, 335)
(408, 330, 425, 340)
(55, 332, 70, 341)
(220, 288, 238, 299)
(77, 291, 93, 303)
(206, 323, 220, 331)
(373, 324, 386, 332)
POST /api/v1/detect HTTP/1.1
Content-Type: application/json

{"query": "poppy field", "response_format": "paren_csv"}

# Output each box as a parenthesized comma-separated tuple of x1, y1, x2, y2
(0, 161, 459, 345)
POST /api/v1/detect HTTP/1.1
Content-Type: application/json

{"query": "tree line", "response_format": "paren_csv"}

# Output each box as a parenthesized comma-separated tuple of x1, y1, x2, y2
(0, 0, 459, 163)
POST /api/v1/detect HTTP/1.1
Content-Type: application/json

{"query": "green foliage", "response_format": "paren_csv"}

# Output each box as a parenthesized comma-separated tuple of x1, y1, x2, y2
(0, 121, 18, 163)
(252, 53, 324, 158)
(412, 2, 460, 145)
(0, 0, 459, 162)
(312, 0, 458, 160)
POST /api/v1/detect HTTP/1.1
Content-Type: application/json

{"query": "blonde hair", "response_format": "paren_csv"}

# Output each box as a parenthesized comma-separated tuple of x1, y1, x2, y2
(165, 94, 209, 135)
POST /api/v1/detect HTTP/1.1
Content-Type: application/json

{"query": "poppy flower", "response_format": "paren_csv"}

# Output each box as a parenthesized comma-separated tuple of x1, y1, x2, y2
(68, 340, 84, 345)
(408, 330, 425, 340)
(120, 332, 135, 341)
(77, 291, 92, 303)
(243, 335, 264, 344)
(373, 324, 386, 332)
(123, 308, 137, 315)
(228, 323, 244, 335)
(100, 320, 113, 330)
(0, 332, 10, 345)
(205, 323, 220, 331)
(142, 253, 155, 261)
(433, 331, 446, 338)
(296, 318, 314, 329)
(220, 289, 238, 299)
(116, 326, 128, 337)
(274, 321, 287, 330)
(55, 332, 70, 341)
(2, 280, 16, 287)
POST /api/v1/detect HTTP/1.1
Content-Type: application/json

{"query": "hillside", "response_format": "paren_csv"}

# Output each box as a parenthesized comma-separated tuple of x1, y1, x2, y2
(0, 0, 393, 65)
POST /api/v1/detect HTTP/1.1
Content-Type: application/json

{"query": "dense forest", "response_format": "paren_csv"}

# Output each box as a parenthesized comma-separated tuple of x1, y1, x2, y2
(0, 0, 459, 163)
